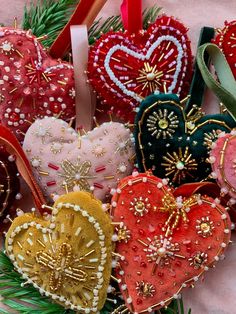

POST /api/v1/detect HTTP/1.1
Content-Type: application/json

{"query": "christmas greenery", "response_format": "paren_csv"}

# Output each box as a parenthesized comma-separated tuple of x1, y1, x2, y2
(0, 251, 190, 314)
(22, 0, 161, 47)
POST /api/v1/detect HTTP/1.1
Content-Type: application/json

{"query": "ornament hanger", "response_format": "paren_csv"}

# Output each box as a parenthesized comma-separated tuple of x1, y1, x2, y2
(197, 43, 236, 121)
(0, 125, 46, 214)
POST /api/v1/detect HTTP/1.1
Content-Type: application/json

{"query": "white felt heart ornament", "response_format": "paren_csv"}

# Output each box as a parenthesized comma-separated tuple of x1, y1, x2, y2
(23, 117, 135, 201)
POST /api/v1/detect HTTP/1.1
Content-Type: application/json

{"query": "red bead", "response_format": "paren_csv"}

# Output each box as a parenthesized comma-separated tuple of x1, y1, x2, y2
(158, 272, 164, 277)
(95, 166, 106, 173)
(138, 229, 145, 236)
(48, 163, 59, 170)
(136, 298, 143, 305)
(46, 180, 56, 186)
(140, 261, 147, 268)
(10, 112, 20, 122)
(175, 261, 182, 267)
(93, 182, 104, 189)
(132, 245, 138, 252)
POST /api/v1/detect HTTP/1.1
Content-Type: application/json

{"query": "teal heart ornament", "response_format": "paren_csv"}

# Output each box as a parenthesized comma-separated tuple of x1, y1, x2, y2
(134, 93, 236, 185)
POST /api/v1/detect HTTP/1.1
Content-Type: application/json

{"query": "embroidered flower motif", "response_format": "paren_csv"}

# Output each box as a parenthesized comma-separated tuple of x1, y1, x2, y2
(147, 109, 179, 139)
(59, 160, 95, 192)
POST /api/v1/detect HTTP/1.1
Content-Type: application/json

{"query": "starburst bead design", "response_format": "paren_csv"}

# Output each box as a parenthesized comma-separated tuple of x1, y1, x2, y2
(137, 62, 164, 93)
(36, 243, 87, 292)
(25, 59, 56, 84)
(147, 109, 179, 139)
(139, 235, 185, 274)
(188, 252, 208, 269)
(0, 40, 14, 55)
(196, 216, 215, 238)
(129, 197, 151, 217)
(203, 130, 219, 149)
(59, 160, 95, 192)
(116, 225, 131, 243)
(161, 147, 198, 184)
(135, 281, 156, 298)
(34, 125, 51, 144)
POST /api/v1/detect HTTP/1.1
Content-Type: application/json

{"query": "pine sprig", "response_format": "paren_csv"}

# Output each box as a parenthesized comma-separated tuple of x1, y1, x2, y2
(22, 1, 161, 48)
(22, 0, 79, 47)
(0, 251, 190, 314)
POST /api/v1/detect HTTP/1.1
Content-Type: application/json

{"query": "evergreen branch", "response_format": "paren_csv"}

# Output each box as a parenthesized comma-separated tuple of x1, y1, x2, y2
(22, 0, 79, 47)
(22, 1, 161, 48)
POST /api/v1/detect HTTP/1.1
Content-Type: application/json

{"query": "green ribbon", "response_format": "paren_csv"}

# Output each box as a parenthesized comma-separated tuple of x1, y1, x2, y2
(197, 43, 236, 121)
(185, 27, 215, 113)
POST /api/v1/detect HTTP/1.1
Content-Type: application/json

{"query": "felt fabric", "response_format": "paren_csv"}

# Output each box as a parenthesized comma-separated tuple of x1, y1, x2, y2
(23, 117, 135, 202)
(210, 130, 236, 200)
(214, 21, 236, 79)
(134, 93, 236, 186)
(2, 1, 236, 314)
(0, 147, 19, 217)
(111, 172, 231, 313)
(5, 191, 113, 312)
(0, 27, 75, 141)
(88, 15, 193, 123)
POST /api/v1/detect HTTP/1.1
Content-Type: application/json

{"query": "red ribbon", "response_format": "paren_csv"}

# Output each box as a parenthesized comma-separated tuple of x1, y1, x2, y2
(174, 182, 220, 199)
(50, 0, 107, 58)
(0, 125, 46, 214)
(121, 0, 143, 34)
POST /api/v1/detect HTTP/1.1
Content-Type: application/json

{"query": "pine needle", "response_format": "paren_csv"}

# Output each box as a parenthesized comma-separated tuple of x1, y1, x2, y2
(22, 1, 161, 48)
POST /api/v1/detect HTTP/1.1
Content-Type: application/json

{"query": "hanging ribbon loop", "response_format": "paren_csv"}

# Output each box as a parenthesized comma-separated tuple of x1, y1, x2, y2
(121, 0, 143, 34)
(197, 43, 236, 121)
(50, 0, 108, 58)
(0, 125, 46, 214)
(70, 25, 96, 132)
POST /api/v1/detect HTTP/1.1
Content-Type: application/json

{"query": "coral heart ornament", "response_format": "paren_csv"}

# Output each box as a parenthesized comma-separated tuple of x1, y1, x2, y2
(88, 15, 193, 122)
(0, 146, 20, 217)
(23, 117, 135, 201)
(111, 172, 231, 313)
(134, 93, 236, 185)
(5, 191, 113, 313)
(214, 20, 236, 79)
(210, 130, 236, 201)
(0, 27, 75, 140)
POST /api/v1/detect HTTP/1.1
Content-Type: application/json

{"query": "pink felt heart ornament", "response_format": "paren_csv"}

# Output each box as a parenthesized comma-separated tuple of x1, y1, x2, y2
(210, 130, 236, 202)
(23, 117, 135, 202)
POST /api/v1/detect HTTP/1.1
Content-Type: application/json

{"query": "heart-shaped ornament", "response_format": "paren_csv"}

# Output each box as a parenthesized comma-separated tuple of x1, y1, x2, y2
(0, 27, 75, 140)
(88, 15, 193, 122)
(214, 21, 236, 79)
(210, 130, 236, 201)
(111, 172, 231, 313)
(23, 117, 135, 201)
(5, 191, 113, 312)
(135, 93, 236, 185)
(0, 146, 20, 217)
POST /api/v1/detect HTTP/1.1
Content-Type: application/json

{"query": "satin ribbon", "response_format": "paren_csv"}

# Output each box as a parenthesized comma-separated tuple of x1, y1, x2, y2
(174, 181, 220, 199)
(185, 27, 215, 113)
(0, 125, 46, 215)
(197, 43, 236, 121)
(50, 0, 107, 58)
(70, 25, 95, 131)
(121, 0, 143, 34)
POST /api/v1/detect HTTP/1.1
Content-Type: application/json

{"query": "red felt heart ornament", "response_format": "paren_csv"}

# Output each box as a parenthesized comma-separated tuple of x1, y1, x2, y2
(88, 15, 193, 122)
(214, 20, 236, 79)
(111, 173, 231, 313)
(0, 27, 75, 140)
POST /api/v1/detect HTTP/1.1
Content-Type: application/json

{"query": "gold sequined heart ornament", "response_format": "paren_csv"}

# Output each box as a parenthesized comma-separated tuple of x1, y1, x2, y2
(5, 191, 113, 313)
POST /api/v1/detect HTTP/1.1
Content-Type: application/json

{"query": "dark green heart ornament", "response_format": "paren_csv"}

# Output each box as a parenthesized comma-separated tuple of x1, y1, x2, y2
(134, 92, 236, 185)
(135, 27, 236, 186)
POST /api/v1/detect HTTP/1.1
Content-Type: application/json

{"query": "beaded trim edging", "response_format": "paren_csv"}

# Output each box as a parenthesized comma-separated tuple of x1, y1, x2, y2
(6, 202, 108, 313)
(104, 35, 184, 102)
(111, 173, 231, 313)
